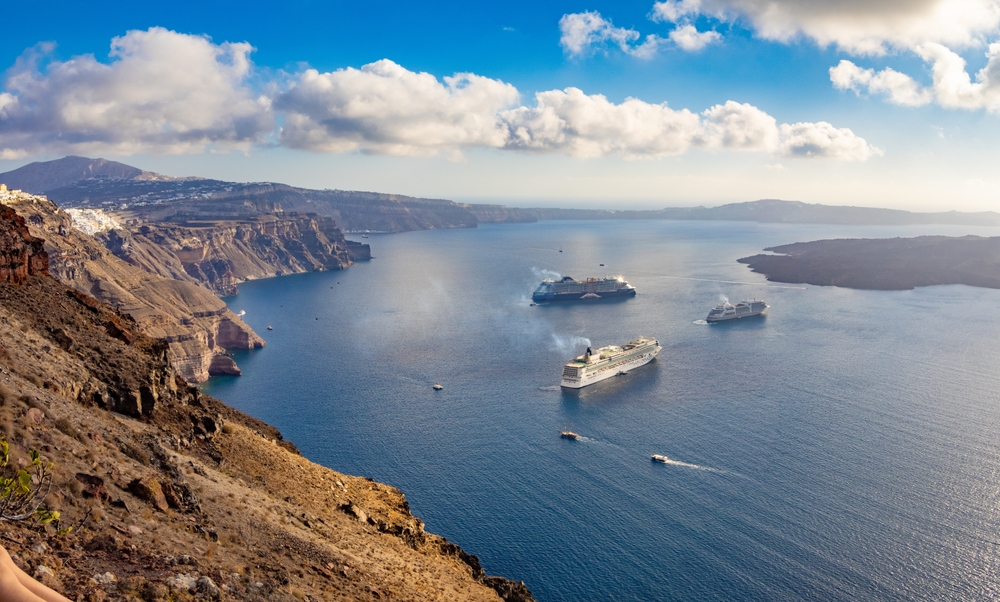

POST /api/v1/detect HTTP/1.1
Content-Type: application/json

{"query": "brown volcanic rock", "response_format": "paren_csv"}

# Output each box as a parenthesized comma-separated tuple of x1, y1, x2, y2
(0, 203, 48, 283)
(101, 212, 355, 295)
(0, 204, 532, 602)
(4, 192, 264, 382)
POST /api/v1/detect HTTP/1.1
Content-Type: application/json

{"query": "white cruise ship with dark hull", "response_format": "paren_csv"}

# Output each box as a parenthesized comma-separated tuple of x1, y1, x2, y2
(706, 300, 768, 322)
(561, 336, 660, 389)
(533, 276, 636, 302)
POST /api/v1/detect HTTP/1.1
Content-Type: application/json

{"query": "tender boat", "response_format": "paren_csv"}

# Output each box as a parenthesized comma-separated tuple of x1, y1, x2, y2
(433, 383, 443, 390)
(560, 430, 579, 440)
(651, 455, 669, 463)
(266, 325, 273, 330)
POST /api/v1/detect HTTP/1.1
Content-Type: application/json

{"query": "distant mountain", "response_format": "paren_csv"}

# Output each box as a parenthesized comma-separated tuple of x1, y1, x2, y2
(4, 156, 998, 229)
(466, 199, 1000, 227)
(0, 155, 188, 194)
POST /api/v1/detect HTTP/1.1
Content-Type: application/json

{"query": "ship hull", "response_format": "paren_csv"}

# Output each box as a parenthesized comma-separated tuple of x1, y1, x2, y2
(706, 308, 766, 322)
(560, 344, 660, 389)
(533, 288, 637, 303)
(706, 300, 768, 322)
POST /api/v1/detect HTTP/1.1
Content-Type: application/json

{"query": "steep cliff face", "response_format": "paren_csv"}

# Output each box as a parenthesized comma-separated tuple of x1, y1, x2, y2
(0, 203, 49, 284)
(0, 204, 534, 602)
(3, 192, 264, 383)
(101, 213, 359, 296)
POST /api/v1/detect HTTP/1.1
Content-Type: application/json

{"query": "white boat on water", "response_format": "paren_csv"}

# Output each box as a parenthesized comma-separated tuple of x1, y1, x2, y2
(560, 336, 661, 389)
(651, 454, 669, 463)
(706, 299, 767, 322)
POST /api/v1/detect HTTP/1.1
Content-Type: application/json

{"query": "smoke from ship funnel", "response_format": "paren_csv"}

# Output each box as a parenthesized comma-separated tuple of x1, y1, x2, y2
(551, 334, 591, 355)
(532, 267, 562, 282)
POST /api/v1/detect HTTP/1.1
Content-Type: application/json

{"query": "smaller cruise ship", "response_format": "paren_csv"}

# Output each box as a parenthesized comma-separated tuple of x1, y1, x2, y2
(561, 336, 660, 389)
(706, 299, 768, 322)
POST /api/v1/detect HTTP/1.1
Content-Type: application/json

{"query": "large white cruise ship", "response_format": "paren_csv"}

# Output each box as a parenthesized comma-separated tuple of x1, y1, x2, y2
(560, 336, 661, 389)
(706, 299, 768, 322)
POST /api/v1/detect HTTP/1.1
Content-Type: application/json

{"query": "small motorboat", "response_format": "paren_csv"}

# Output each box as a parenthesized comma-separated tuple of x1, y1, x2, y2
(266, 325, 273, 330)
(560, 430, 579, 440)
(433, 383, 443, 390)
(599, 263, 605, 266)
(651, 454, 669, 463)
(361, 234, 369, 238)
(238, 310, 246, 316)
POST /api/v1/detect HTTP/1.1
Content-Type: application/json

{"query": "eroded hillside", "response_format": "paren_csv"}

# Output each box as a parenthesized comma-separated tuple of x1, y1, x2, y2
(2, 189, 263, 383)
(0, 203, 533, 601)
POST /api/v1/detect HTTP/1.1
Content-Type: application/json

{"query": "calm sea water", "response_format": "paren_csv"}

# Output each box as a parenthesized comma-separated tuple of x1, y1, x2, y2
(205, 220, 1000, 601)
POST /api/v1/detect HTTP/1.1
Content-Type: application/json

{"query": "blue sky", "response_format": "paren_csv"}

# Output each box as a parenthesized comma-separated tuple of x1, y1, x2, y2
(2, 0, 1000, 210)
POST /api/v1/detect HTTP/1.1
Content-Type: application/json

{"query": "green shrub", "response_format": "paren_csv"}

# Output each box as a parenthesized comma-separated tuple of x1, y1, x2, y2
(0, 437, 60, 526)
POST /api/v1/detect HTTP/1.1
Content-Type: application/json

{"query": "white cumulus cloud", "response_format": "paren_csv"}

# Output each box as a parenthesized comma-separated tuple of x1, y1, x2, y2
(0, 32, 877, 163)
(275, 60, 519, 155)
(500, 88, 704, 158)
(276, 61, 876, 160)
(831, 44, 1000, 112)
(701, 101, 779, 150)
(916, 42, 1000, 111)
(559, 11, 664, 58)
(652, 0, 1000, 54)
(669, 24, 722, 51)
(830, 60, 933, 106)
(778, 121, 882, 160)
(0, 27, 273, 155)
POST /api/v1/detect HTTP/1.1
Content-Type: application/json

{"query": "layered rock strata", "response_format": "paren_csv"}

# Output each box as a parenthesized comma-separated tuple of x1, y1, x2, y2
(0, 198, 534, 602)
(2, 194, 264, 383)
(100, 213, 364, 296)
(0, 204, 48, 284)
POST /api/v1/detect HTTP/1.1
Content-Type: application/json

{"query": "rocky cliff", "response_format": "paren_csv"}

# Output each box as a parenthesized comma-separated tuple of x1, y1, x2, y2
(99, 213, 361, 296)
(2, 193, 264, 383)
(0, 204, 49, 284)
(0, 199, 533, 602)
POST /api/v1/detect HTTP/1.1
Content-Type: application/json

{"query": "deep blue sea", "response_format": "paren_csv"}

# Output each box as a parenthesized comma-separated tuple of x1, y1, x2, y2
(205, 219, 1000, 601)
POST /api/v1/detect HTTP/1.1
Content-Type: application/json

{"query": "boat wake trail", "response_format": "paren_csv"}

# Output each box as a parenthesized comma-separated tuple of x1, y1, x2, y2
(538, 385, 562, 392)
(660, 458, 719, 472)
(692, 319, 709, 325)
(654, 457, 741, 477)
(576, 436, 615, 448)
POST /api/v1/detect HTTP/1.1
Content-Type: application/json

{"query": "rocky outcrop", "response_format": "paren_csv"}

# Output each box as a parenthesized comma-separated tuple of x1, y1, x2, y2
(739, 236, 1000, 290)
(0, 203, 533, 601)
(3, 191, 264, 383)
(0, 203, 49, 284)
(100, 212, 356, 295)
(345, 239, 372, 261)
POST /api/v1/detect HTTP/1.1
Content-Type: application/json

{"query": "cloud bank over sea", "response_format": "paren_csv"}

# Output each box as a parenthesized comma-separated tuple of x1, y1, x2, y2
(0, 28, 876, 162)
